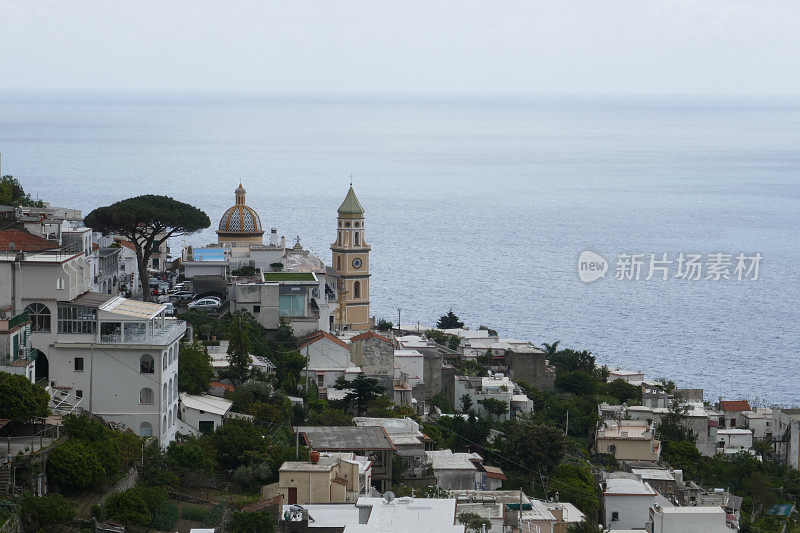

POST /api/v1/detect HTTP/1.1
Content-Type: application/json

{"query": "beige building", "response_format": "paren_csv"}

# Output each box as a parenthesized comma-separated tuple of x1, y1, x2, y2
(596, 420, 661, 462)
(264, 454, 370, 505)
(330, 185, 370, 330)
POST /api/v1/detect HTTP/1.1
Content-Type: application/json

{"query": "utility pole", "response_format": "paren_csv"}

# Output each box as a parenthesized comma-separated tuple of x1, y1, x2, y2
(565, 410, 569, 436)
(397, 308, 402, 332)
(305, 343, 310, 395)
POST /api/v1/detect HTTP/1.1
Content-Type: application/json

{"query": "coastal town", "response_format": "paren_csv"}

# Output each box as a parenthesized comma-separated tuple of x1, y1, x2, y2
(0, 173, 797, 533)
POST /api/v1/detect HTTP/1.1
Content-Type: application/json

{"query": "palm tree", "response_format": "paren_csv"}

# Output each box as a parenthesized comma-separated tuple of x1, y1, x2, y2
(543, 340, 561, 359)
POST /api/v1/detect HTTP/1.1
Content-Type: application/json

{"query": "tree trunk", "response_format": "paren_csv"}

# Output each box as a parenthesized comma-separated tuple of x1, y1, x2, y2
(136, 251, 152, 302)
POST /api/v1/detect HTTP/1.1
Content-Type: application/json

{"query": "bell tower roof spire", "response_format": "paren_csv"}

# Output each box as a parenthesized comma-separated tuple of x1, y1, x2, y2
(337, 185, 364, 216)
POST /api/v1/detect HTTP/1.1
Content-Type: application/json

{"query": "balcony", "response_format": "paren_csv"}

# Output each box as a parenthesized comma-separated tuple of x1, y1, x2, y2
(99, 319, 186, 346)
(0, 311, 30, 333)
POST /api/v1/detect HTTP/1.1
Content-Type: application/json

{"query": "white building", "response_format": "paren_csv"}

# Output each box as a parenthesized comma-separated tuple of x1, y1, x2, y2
(298, 331, 360, 394)
(347, 497, 464, 532)
(607, 368, 646, 385)
(425, 449, 484, 490)
(0, 245, 184, 446)
(716, 428, 753, 454)
(774, 408, 800, 470)
(647, 505, 731, 533)
(453, 373, 533, 421)
(393, 349, 424, 388)
(179, 393, 234, 435)
(602, 478, 658, 530)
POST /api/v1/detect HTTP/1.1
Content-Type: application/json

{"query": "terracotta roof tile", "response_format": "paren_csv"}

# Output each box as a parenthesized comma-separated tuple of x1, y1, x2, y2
(298, 330, 350, 350)
(350, 330, 392, 344)
(118, 240, 136, 251)
(720, 400, 751, 412)
(0, 229, 59, 252)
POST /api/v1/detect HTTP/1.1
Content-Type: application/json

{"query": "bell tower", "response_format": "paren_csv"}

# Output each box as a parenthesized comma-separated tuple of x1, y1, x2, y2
(331, 185, 370, 330)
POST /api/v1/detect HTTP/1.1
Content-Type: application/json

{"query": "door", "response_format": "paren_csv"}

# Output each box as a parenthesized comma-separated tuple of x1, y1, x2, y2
(288, 487, 297, 505)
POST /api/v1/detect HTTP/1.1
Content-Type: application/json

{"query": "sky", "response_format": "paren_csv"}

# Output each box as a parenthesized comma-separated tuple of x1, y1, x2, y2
(1, 0, 799, 95)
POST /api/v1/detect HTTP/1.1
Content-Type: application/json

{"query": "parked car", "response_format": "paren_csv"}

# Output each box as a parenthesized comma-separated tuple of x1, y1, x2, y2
(163, 303, 176, 316)
(173, 291, 196, 301)
(148, 277, 160, 288)
(188, 298, 222, 311)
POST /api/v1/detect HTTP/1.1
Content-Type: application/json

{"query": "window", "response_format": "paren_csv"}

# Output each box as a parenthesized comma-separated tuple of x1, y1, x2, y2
(354, 231, 360, 246)
(163, 351, 167, 370)
(57, 304, 97, 334)
(336, 256, 341, 270)
(56, 278, 64, 290)
(355, 222, 360, 228)
(74, 357, 84, 372)
(139, 422, 153, 437)
(253, 305, 261, 313)
(163, 383, 167, 403)
(25, 303, 51, 332)
(140, 354, 155, 374)
(353, 281, 361, 299)
(199, 420, 214, 434)
(611, 512, 619, 522)
(317, 374, 324, 387)
(76, 390, 83, 399)
(338, 231, 342, 245)
(279, 294, 305, 317)
(169, 378, 173, 402)
(152, 257, 159, 269)
(140, 387, 154, 405)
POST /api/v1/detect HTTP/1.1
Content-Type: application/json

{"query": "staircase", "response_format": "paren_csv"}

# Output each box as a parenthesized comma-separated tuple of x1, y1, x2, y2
(0, 465, 11, 493)
(46, 385, 83, 416)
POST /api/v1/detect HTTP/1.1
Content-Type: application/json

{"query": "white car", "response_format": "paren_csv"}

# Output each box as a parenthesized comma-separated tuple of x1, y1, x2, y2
(163, 303, 176, 316)
(188, 298, 222, 311)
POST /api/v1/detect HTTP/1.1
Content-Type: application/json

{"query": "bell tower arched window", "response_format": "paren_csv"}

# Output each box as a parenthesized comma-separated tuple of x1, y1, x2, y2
(354, 281, 361, 299)
(354, 232, 360, 246)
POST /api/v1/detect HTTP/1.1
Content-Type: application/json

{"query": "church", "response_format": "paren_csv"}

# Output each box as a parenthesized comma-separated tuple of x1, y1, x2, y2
(182, 183, 372, 333)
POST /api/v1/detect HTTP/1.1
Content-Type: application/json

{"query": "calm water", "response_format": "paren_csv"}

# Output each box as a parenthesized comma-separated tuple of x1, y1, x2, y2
(1, 91, 798, 405)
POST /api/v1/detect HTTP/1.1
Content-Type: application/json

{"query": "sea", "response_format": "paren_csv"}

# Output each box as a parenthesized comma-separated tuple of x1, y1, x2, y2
(1, 91, 798, 406)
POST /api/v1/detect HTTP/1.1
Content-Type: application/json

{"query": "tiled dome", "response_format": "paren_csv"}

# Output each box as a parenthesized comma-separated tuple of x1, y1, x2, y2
(217, 184, 264, 235)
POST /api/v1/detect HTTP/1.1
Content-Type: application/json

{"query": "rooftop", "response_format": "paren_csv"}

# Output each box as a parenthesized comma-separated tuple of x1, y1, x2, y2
(631, 468, 675, 481)
(350, 330, 392, 344)
(720, 400, 752, 412)
(298, 330, 350, 350)
(180, 393, 233, 416)
(348, 497, 462, 533)
(295, 426, 395, 451)
(0, 229, 59, 252)
(603, 478, 657, 496)
(426, 450, 482, 471)
(262, 272, 316, 282)
(100, 297, 165, 319)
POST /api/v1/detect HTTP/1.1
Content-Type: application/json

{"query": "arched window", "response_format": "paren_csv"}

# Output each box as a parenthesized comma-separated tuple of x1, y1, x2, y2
(140, 354, 154, 374)
(162, 415, 167, 432)
(168, 378, 173, 402)
(25, 303, 51, 332)
(353, 281, 361, 299)
(172, 377, 178, 398)
(336, 256, 341, 270)
(338, 231, 342, 245)
(139, 422, 153, 437)
(162, 351, 167, 370)
(140, 387, 154, 405)
(354, 231, 360, 246)
(168, 408, 172, 426)
(163, 383, 167, 402)
(172, 409, 177, 425)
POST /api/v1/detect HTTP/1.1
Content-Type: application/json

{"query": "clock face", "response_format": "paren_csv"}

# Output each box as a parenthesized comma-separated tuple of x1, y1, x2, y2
(352, 258, 362, 269)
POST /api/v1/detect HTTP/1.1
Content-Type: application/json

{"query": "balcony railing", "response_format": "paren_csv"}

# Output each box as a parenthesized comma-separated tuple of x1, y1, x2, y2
(100, 319, 186, 345)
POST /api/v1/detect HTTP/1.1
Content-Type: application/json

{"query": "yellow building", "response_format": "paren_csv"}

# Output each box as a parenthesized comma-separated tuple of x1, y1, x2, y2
(331, 185, 371, 330)
(216, 183, 264, 247)
(263, 455, 367, 505)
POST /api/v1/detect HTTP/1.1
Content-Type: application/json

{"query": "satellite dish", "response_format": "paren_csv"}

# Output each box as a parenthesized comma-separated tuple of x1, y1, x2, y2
(384, 491, 395, 503)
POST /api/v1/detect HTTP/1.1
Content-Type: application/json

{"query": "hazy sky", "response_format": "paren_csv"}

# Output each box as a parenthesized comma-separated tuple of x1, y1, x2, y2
(1, 0, 799, 95)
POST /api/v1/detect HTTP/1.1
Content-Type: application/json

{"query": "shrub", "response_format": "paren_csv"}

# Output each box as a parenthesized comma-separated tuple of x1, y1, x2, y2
(151, 501, 179, 531)
(202, 503, 226, 527)
(48, 439, 105, 494)
(229, 510, 275, 533)
(181, 505, 210, 522)
(20, 493, 76, 528)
